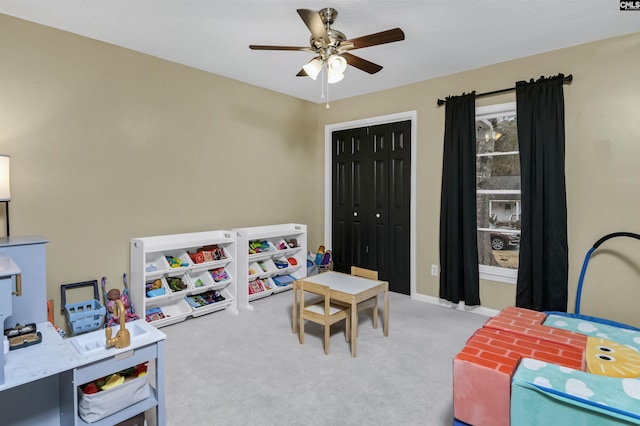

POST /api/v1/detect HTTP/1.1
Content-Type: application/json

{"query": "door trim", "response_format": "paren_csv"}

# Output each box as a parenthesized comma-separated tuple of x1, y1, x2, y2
(324, 111, 417, 297)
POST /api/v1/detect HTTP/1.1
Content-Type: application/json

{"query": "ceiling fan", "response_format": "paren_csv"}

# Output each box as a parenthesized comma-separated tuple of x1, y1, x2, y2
(249, 7, 405, 84)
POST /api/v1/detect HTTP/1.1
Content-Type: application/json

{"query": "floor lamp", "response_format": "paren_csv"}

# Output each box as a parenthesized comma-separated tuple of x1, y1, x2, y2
(0, 155, 10, 237)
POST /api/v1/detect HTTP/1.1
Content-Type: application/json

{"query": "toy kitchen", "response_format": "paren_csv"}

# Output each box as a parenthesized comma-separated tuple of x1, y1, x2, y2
(0, 236, 167, 426)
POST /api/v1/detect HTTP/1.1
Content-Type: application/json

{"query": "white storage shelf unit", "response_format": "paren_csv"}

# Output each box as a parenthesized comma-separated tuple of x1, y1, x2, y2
(234, 223, 307, 310)
(130, 231, 238, 328)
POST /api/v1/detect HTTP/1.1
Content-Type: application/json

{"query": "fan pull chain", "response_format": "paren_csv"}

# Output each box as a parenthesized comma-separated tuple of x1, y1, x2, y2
(321, 65, 326, 99)
(325, 67, 330, 109)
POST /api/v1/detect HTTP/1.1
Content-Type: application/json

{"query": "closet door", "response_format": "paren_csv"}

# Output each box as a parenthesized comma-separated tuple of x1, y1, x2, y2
(332, 120, 411, 294)
(332, 126, 370, 272)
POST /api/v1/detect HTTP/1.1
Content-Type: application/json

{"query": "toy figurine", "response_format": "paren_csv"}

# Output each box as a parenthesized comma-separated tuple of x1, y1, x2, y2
(106, 288, 139, 326)
(315, 245, 325, 265)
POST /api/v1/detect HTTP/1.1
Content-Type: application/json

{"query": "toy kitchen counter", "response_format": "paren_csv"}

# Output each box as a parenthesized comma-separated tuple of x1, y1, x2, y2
(0, 320, 166, 426)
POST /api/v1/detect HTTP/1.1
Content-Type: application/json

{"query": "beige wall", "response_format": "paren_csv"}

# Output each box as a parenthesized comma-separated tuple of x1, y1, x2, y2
(1, 13, 639, 329)
(317, 32, 640, 327)
(0, 15, 325, 330)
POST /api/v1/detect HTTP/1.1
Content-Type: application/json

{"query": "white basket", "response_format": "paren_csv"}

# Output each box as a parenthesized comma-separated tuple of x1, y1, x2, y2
(78, 375, 150, 423)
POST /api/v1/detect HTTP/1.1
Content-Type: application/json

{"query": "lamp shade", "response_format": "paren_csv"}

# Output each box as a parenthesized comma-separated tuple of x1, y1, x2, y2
(327, 55, 347, 74)
(327, 69, 344, 84)
(0, 155, 10, 201)
(302, 58, 323, 80)
(327, 54, 346, 84)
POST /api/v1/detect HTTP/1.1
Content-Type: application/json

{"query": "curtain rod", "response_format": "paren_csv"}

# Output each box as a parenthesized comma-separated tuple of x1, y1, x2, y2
(436, 74, 573, 107)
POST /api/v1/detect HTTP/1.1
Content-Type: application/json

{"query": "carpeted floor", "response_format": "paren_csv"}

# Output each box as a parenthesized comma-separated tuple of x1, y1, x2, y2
(151, 290, 489, 426)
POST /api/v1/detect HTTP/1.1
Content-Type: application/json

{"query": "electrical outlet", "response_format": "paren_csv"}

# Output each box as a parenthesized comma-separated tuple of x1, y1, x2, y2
(431, 264, 438, 276)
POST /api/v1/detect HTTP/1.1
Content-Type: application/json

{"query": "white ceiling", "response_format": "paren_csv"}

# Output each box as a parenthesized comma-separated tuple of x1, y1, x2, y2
(1, 1, 638, 103)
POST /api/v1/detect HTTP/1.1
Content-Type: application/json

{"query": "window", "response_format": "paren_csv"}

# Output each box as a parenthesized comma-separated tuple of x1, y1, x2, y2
(476, 102, 520, 284)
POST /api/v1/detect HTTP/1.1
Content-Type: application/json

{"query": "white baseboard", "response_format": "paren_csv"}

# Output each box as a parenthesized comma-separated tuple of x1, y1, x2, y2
(412, 293, 500, 317)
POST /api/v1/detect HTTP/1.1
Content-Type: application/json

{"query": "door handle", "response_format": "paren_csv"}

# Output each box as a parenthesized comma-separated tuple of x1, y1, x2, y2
(12, 274, 22, 297)
(353, 212, 358, 217)
(376, 213, 381, 218)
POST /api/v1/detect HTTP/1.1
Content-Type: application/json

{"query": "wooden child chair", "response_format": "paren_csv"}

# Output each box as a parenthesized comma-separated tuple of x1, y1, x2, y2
(298, 280, 351, 355)
(331, 266, 380, 337)
(351, 266, 380, 328)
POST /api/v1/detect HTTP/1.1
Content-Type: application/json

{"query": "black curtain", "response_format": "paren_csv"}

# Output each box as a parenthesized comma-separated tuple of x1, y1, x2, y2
(439, 92, 480, 305)
(515, 74, 568, 312)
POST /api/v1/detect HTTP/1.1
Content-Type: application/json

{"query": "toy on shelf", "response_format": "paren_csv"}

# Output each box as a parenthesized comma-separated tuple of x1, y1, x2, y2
(166, 277, 188, 292)
(209, 267, 230, 282)
(145, 279, 165, 297)
(165, 255, 188, 268)
(248, 279, 267, 295)
(273, 259, 289, 269)
(102, 275, 139, 328)
(249, 240, 271, 254)
(145, 307, 166, 322)
(272, 274, 295, 287)
(185, 290, 225, 308)
(188, 245, 227, 263)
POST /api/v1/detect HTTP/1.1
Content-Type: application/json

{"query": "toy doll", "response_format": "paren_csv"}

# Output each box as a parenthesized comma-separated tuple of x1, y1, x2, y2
(106, 288, 139, 326)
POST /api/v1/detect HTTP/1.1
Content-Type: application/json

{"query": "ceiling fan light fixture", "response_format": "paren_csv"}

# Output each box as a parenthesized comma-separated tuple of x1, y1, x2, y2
(327, 69, 344, 84)
(302, 58, 323, 80)
(327, 54, 347, 74)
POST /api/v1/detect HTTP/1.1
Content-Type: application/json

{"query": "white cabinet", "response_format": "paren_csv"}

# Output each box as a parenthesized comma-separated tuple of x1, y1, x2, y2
(130, 231, 238, 328)
(234, 224, 307, 310)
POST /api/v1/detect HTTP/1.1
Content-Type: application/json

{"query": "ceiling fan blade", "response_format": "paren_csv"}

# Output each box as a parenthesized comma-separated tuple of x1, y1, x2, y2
(249, 45, 312, 52)
(344, 28, 405, 50)
(297, 9, 329, 42)
(296, 69, 308, 77)
(342, 52, 383, 74)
